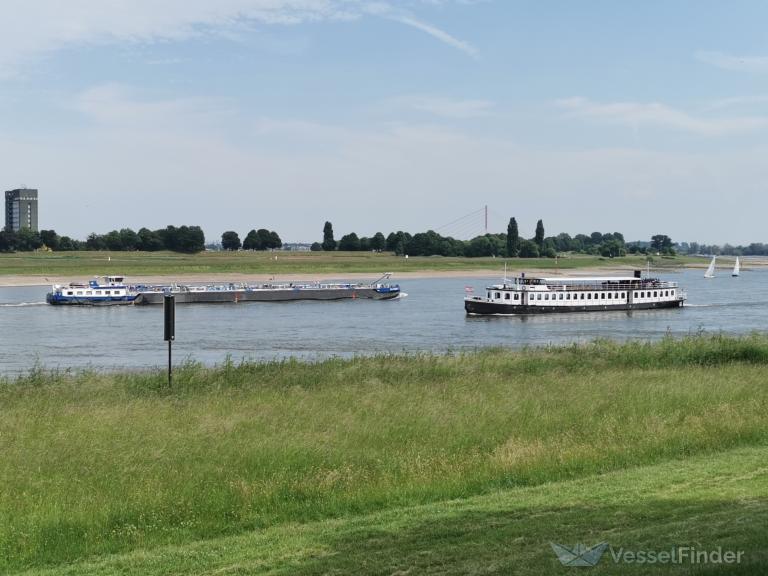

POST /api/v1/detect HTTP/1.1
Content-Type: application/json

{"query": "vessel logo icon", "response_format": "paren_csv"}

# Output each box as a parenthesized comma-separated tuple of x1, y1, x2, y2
(550, 542, 609, 567)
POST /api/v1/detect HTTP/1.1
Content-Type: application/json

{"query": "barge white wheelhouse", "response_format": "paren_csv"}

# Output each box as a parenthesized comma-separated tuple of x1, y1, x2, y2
(464, 272, 686, 315)
(46, 276, 138, 306)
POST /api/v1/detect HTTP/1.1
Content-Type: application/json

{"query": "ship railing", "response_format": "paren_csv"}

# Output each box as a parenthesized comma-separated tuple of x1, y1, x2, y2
(502, 281, 679, 292)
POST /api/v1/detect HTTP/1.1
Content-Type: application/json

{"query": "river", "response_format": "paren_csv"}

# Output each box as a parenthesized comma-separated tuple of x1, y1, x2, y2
(1, 268, 766, 374)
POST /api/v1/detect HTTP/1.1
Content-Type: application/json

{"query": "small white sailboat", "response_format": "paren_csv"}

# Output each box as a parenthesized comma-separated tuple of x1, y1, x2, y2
(732, 257, 740, 277)
(704, 256, 716, 279)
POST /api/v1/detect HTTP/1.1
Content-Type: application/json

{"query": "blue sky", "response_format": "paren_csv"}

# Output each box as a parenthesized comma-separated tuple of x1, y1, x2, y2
(2, 0, 767, 244)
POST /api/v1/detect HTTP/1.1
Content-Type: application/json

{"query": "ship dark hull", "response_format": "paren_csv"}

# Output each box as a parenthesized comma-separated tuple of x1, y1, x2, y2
(464, 298, 684, 315)
(134, 287, 400, 305)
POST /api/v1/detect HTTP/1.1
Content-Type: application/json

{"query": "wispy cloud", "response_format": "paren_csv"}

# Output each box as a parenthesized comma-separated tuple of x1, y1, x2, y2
(556, 97, 768, 135)
(702, 94, 768, 111)
(391, 15, 478, 57)
(0, 0, 478, 78)
(695, 51, 768, 73)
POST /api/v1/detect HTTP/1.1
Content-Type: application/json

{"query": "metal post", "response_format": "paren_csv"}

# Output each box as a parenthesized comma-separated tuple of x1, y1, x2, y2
(164, 294, 175, 387)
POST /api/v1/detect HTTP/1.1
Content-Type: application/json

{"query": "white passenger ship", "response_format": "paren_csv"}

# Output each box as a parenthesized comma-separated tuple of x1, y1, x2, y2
(464, 271, 685, 315)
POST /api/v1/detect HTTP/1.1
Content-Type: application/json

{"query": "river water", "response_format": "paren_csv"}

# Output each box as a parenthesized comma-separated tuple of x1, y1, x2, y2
(1, 268, 766, 374)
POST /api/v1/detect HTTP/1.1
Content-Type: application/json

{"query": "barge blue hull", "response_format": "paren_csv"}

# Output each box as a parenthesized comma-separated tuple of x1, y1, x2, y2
(46, 294, 137, 306)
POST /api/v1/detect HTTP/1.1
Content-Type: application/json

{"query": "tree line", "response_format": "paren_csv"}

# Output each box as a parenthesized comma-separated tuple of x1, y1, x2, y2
(312, 219, 640, 258)
(0, 226, 206, 253)
(0, 218, 688, 259)
(676, 241, 768, 256)
(220, 229, 282, 251)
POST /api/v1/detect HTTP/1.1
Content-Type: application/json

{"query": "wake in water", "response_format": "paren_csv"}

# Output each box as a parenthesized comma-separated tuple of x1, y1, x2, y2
(0, 302, 47, 307)
(686, 301, 768, 309)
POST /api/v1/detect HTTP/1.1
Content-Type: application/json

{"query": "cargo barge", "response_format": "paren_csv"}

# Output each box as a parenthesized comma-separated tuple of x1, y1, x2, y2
(133, 273, 400, 305)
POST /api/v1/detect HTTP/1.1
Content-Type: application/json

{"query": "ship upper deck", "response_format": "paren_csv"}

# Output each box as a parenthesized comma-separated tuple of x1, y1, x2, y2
(489, 276, 679, 291)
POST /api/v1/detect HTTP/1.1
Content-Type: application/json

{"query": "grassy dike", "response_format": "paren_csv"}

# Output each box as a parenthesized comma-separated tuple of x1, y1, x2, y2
(0, 250, 697, 278)
(2, 335, 768, 573)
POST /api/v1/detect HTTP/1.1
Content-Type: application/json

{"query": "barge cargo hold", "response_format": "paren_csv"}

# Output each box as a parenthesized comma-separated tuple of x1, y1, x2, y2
(133, 274, 400, 305)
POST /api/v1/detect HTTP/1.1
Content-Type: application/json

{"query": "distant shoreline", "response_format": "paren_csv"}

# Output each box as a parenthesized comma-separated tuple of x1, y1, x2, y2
(2, 260, 763, 287)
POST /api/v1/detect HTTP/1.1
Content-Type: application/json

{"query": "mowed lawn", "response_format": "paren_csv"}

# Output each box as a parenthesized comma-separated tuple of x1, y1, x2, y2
(0, 250, 698, 278)
(1, 334, 767, 574)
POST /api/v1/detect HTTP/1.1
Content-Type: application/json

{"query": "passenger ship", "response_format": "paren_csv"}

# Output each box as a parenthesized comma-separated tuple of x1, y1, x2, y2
(464, 271, 685, 315)
(46, 276, 138, 305)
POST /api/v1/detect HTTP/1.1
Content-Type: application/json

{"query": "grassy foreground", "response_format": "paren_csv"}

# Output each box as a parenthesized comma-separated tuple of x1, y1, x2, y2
(2, 334, 768, 573)
(19, 446, 768, 575)
(0, 250, 697, 278)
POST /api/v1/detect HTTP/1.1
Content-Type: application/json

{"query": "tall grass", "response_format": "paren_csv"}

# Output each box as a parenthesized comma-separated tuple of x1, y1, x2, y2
(1, 334, 767, 571)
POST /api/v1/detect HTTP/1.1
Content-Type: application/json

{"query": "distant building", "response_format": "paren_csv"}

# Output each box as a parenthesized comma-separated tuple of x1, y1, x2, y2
(5, 188, 38, 232)
(282, 243, 312, 251)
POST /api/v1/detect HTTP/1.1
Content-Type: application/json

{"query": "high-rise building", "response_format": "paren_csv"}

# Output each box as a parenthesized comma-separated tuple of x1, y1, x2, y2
(5, 188, 38, 232)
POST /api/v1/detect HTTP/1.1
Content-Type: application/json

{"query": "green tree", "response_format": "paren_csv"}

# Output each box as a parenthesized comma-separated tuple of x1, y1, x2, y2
(310, 242, 322, 251)
(519, 239, 540, 258)
(555, 233, 574, 252)
(58, 236, 78, 251)
(542, 238, 557, 258)
(267, 231, 282, 249)
(0, 230, 15, 252)
(506, 217, 520, 257)
(534, 219, 545, 249)
(173, 226, 205, 253)
(256, 229, 273, 250)
(242, 230, 260, 250)
(104, 230, 123, 251)
(138, 228, 164, 251)
(221, 231, 241, 251)
(86, 233, 106, 250)
(15, 228, 43, 251)
(40, 229, 60, 250)
(119, 228, 140, 251)
(370, 232, 386, 252)
(601, 239, 626, 258)
(651, 234, 673, 254)
(385, 232, 398, 251)
(338, 232, 361, 251)
(465, 236, 493, 257)
(322, 221, 336, 251)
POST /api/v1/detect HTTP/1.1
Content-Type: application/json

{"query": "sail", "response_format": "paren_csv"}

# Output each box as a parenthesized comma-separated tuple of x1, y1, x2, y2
(732, 257, 740, 277)
(704, 256, 716, 278)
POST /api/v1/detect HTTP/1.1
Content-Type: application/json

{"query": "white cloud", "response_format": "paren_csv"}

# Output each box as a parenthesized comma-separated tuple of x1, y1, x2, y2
(388, 95, 493, 118)
(0, 0, 477, 77)
(556, 97, 768, 135)
(696, 51, 768, 73)
(2, 85, 765, 245)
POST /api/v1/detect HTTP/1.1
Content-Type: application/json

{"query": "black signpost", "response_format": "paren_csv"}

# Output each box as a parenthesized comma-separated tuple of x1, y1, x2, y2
(164, 294, 175, 387)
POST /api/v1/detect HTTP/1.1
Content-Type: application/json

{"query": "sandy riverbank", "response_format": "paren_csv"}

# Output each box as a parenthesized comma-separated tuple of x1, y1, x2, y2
(0, 265, 696, 287)
(3, 256, 765, 287)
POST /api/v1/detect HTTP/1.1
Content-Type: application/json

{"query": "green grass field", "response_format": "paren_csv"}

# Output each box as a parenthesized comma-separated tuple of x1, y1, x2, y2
(2, 335, 768, 574)
(0, 250, 700, 278)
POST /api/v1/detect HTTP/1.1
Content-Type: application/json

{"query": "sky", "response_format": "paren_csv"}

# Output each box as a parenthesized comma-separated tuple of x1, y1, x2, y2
(1, 0, 768, 245)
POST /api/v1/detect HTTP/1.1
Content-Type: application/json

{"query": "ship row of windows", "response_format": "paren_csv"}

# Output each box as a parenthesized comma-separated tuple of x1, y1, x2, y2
(66, 290, 121, 296)
(489, 289, 676, 302)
